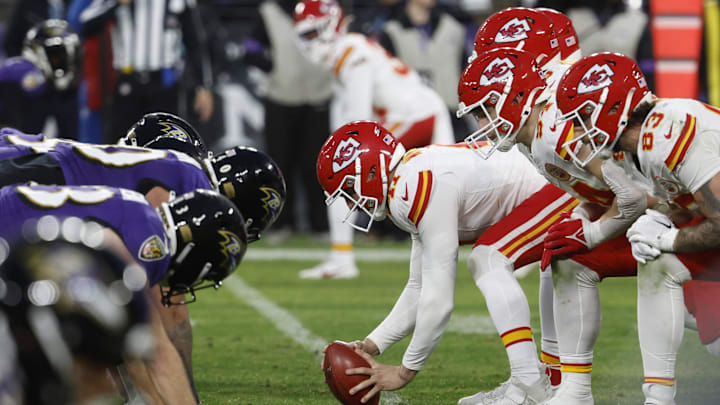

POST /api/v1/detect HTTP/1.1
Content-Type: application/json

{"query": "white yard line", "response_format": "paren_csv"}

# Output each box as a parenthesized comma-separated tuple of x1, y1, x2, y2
(224, 276, 409, 405)
(244, 248, 536, 279)
(245, 248, 470, 262)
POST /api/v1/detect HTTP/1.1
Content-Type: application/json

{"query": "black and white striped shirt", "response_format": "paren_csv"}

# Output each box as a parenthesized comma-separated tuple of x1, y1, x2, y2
(80, 0, 212, 87)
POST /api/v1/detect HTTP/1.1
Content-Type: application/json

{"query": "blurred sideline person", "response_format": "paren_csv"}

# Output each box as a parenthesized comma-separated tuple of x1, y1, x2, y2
(379, 0, 471, 140)
(242, 0, 333, 238)
(294, 0, 454, 279)
(0, 20, 80, 139)
(0, 217, 153, 405)
(555, 52, 720, 405)
(79, 0, 214, 143)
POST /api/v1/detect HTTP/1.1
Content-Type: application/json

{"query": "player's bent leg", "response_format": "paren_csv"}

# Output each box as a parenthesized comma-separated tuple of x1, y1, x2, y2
(466, 245, 550, 404)
(544, 259, 599, 405)
(638, 254, 691, 405)
(538, 267, 561, 389)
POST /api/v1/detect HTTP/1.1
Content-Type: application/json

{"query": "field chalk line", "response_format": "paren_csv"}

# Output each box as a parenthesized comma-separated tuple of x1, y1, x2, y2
(224, 276, 409, 405)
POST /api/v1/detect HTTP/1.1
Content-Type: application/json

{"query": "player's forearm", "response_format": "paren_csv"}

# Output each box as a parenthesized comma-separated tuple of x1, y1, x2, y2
(148, 330, 196, 405)
(124, 357, 168, 405)
(166, 314, 200, 402)
(674, 218, 720, 251)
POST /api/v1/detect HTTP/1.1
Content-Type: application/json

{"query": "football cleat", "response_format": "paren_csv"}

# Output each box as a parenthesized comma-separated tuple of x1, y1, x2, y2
(642, 384, 676, 405)
(458, 378, 512, 405)
(299, 259, 359, 279)
(482, 375, 552, 405)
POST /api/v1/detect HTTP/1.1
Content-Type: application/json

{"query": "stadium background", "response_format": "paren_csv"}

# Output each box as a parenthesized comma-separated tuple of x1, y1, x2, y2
(1, 0, 720, 403)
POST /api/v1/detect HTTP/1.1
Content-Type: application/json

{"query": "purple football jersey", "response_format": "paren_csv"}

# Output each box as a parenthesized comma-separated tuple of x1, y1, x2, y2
(0, 57, 46, 99)
(0, 184, 170, 286)
(0, 135, 212, 194)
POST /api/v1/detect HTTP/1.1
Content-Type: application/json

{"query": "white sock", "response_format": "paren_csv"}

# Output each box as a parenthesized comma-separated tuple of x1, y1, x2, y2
(470, 246, 541, 386)
(637, 254, 691, 389)
(539, 266, 559, 366)
(554, 260, 599, 372)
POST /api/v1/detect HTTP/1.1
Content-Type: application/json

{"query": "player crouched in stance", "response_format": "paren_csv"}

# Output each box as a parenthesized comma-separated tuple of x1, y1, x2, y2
(316, 121, 557, 404)
(0, 185, 247, 403)
(554, 52, 720, 405)
(0, 217, 152, 405)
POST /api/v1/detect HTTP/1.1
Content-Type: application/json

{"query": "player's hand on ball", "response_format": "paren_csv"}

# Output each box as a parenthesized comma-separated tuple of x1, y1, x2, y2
(346, 350, 417, 403)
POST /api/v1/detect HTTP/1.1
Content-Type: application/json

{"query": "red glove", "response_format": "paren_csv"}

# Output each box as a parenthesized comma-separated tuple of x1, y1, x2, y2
(541, 211, 590, 270)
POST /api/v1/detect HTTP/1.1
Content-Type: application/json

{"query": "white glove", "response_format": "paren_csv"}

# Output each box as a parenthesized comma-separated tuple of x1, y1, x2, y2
(626, 209, 679, 263)
(629, 239, 662, 264)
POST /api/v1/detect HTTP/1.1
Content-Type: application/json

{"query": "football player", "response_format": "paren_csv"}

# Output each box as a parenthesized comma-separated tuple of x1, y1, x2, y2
(316, 121, 561, 404)
(0, 129, 285, 402)
(0, 218, 152, 405)
(294, 0, 454, 280)
(0, 20, 80, 139)
(460, 44, 651, 403)
(555, 52, 720, 405)
(0, 185, 247, 404)
(455, 8, 578, 402)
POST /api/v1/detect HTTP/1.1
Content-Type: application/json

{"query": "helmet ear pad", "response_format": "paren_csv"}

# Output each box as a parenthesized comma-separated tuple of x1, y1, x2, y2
(210, 146, 287, 242)
(163, 189, 248, 297)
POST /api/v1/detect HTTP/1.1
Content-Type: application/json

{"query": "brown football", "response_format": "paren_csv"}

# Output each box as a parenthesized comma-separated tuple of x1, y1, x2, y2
(323, 341, 380, 405)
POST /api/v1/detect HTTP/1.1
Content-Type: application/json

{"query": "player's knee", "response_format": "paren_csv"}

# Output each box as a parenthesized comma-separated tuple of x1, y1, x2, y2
(467, 245, 512, 282)
(638, 254, 690, 291)
(552, 259, 598, 289)
(705, 337, 720, 358)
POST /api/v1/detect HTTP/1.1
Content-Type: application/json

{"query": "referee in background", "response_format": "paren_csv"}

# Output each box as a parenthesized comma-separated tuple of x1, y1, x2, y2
(79, 0, 214, 142)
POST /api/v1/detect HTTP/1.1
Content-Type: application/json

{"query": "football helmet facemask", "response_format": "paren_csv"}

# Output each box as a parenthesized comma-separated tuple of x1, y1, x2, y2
(22, 19, 80, 91)
(158, 189, 248, 306)
(457, 47, 546, 159)
(316, 121, 405, 232)
(294, 0, 345, 66)
(119, 112, 209, 161)
(556, 52, 653, 167)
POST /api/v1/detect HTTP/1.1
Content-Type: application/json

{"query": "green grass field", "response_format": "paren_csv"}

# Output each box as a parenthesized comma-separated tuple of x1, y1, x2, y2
(189, 237, 720, 405)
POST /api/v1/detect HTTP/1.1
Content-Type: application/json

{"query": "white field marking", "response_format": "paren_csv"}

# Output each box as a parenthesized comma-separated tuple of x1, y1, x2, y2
(245, 248, 472, 262)
(244, 248, 538, 278)
(223, 276, 409, 405)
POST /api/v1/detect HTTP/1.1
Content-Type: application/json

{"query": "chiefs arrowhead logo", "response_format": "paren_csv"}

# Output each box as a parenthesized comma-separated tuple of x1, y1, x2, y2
(480, 57, 515, 86)
(578, 64, 615, 94)
(495, 18, 531, 43)
(332, 137, 362, 173)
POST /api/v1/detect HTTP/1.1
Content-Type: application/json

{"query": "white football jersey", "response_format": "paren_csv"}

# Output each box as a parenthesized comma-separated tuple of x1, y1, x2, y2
(636, 98, 720, 210)
(367, 144, 546, 371)
(387, 144, 546, 241)
(328, 33, 448, 132)
(530, 99, 651, 206)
